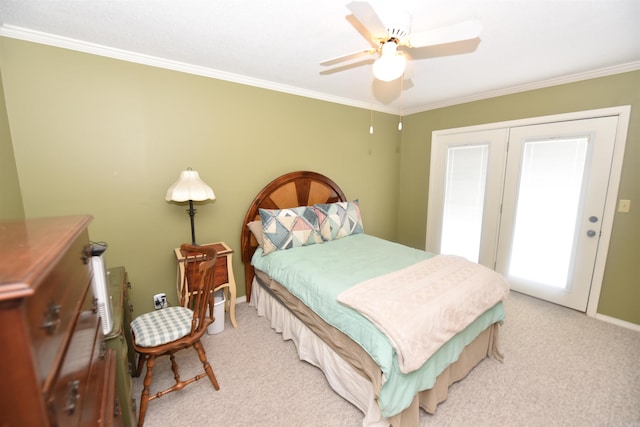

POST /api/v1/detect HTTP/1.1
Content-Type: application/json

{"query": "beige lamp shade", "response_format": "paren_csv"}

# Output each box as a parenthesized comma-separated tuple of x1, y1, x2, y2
(165, 169, 215, 202)
(166, 168, 215, 245)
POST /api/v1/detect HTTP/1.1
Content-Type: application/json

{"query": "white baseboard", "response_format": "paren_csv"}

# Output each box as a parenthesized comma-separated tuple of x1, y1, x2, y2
(236, 295, 247, 304)
(595, 313, 640, 332)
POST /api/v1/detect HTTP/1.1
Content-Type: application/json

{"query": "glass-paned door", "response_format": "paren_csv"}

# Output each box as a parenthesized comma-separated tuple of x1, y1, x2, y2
(428, 112, 625, 312)
(508, 137, 588, 287)
(426, 129, 507, 268)
(496, 117, 619, 310)
(441, 145, 489, 263)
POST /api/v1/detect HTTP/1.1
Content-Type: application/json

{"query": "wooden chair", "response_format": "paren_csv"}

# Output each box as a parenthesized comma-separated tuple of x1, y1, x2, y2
(130, 244, 220, 426)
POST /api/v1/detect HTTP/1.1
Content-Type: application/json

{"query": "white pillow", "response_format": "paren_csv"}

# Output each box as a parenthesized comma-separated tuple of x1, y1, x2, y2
(247, 220, 264, 247)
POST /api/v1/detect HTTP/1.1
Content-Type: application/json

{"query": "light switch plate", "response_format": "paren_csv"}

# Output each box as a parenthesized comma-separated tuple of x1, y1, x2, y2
(618, 199, 631, 213)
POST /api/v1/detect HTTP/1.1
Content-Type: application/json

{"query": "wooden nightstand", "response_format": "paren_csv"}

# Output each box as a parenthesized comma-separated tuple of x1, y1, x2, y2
(174, 242, 238, 328)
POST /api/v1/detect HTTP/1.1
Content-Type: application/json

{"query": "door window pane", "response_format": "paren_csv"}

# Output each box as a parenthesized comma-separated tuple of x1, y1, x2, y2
(441, 145, 488, 262)
(508, 138, 588, 288)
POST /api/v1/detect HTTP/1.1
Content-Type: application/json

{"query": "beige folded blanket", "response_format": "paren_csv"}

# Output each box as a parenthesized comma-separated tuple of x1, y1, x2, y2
(337, 255, 510, 374)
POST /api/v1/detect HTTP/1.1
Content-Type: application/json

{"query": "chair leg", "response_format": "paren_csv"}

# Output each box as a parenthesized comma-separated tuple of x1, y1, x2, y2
(136, 353, 147, 377)
(194, 340, 220, 390)
(138, 354, 155, 427)
(169, 351, 181, 385)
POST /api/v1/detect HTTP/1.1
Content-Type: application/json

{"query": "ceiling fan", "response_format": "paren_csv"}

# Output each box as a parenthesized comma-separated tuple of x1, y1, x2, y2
(322, 1, 483, 82)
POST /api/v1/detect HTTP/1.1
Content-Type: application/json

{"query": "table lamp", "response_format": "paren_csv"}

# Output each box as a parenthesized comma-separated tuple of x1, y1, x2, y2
(165, 168, 215, 245)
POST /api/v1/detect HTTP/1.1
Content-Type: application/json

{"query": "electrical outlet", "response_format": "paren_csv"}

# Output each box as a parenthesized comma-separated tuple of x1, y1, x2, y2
(153, 293, 167, 309)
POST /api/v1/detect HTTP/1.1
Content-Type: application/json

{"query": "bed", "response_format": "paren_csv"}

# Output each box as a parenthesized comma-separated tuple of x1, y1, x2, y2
(240, 171, 508, 427)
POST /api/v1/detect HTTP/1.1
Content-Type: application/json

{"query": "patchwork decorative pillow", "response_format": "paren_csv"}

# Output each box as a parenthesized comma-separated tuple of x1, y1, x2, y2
(259, 206, 322, 255)
(314, 200, 364, 241)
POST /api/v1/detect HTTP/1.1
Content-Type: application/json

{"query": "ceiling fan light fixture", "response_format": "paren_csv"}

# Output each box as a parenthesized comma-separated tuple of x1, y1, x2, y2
(372, 41, 406, 82)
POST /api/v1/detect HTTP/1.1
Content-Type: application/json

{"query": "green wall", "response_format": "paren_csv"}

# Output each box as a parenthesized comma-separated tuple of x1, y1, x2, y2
(0, 66, 24, 220)
(398, 71, 640, 326)
(1, 36, 637, 326)
(0, 38, 401, 316)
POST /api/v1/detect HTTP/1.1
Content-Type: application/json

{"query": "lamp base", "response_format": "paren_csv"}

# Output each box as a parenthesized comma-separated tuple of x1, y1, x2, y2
(187, 200, 197, 245)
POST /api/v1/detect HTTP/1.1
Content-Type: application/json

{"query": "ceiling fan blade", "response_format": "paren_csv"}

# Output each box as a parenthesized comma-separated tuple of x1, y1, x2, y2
(320, 58, 375, 75)
(320, 48, 377, 66)
(407, 19, 482, 48)
(346, 1, 388, 40)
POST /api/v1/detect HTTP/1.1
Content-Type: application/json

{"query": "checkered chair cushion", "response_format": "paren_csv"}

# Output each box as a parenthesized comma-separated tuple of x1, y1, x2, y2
(130, 306, 194, 347)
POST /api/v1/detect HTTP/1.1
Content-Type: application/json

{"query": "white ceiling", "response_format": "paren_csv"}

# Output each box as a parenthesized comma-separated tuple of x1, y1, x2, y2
(1, 1, 639, 114)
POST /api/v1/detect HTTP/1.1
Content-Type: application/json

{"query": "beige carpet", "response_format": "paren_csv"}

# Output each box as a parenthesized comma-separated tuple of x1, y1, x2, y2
(132, 291, 640, 426)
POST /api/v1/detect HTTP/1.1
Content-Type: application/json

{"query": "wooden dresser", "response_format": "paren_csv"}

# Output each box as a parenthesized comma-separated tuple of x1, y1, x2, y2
(105, 266, 138, 427)
(0, 215, 120, 426)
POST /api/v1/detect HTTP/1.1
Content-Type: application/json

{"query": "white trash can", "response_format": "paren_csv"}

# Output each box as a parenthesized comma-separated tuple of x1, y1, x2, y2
(207, 290, 226, 335)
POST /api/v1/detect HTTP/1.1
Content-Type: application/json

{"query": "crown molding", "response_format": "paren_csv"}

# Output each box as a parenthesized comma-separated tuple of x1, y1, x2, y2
(0, 25, 396, 114)
(1, 24, 637, 117)
(404, 60, 640, 115)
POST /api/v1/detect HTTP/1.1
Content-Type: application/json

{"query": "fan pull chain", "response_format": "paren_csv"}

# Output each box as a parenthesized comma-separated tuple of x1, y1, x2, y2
(369, 92, 375, 134)
(398, 76, 404, 131)
(369, 107, 374, 135)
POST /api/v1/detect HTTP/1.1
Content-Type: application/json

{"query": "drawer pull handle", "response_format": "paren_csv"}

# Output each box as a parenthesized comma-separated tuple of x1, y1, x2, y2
(64, 380, 81, 414)
(82, 244, 92, 264)
(113, 398, 121, 417)
(41, 303, 62, 335)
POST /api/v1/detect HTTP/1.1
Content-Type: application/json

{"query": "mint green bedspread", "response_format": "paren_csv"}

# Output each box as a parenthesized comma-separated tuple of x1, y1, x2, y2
(251, 233, 505, 417)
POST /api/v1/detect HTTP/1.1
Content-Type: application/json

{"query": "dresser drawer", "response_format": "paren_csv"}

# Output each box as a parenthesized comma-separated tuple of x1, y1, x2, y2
(214, 255, 229, 287)
(48, 291, 100, 426)
(185, 254, 229, 291)
(26, 230, 92, 392)
(80, 341, 116, 427)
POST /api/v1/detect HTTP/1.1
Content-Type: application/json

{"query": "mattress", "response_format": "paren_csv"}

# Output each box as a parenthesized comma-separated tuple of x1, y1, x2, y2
(251, 233, 505, 417)
(251, 275, 502, 427)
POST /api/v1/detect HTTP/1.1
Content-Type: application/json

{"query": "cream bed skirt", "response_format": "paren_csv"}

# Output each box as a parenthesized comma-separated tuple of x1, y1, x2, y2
(249, 277, 501, 427)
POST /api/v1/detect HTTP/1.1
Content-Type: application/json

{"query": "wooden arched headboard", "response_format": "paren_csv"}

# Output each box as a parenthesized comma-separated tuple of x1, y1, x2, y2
(240, 171, 347, 302)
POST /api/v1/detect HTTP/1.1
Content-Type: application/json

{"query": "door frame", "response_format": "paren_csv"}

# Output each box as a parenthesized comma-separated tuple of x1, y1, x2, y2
(427, 105, 631, 317)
